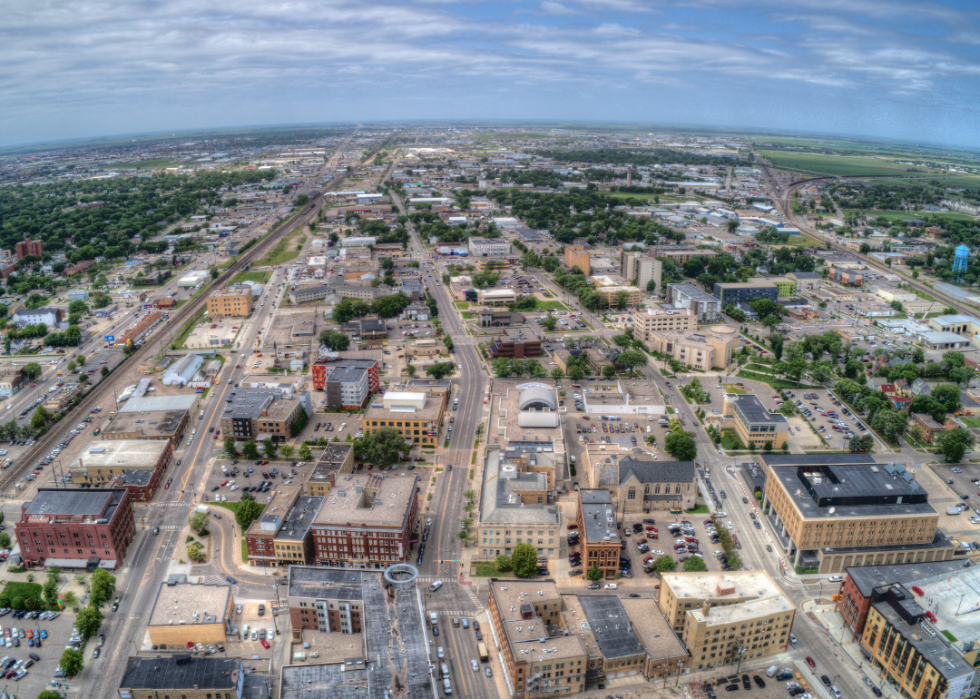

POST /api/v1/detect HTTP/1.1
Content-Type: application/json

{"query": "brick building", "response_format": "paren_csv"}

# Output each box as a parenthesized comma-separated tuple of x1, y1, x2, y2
(287, 566, 366, 633)
(206, 286, 253, 319)
(310, 473, 419, 569)
(16, 488, 136, 569)
(576, 490, 621, 579)
(119, 656, 242, 699)
(311, 357, 380, 393)
(68, 439, 172, 503)
(15, 238, 42, 260)
(489, 331, 542, 358)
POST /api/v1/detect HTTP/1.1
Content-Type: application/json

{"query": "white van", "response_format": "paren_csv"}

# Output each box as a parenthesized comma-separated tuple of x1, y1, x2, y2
(442, 678, 452, 695)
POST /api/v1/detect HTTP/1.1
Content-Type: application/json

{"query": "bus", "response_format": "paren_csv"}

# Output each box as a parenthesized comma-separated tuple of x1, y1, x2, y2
(477, 642, 489, 663)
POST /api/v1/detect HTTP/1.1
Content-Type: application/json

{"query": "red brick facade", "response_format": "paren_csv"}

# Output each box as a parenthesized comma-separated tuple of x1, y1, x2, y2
(835, 573, 872, 641)
(16, 489, 136, 569)
(289, 602, 363, 633)
(311, 358, 379, 392)
(310, 487, 418, 568)
(15, 239, 42, 260)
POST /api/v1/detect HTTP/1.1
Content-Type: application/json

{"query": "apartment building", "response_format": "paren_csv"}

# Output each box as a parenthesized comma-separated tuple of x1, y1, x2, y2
(16, 488, 136, 569)
(468, 237, 511, 256)
(206, 286, 253, 318)
(119, 656, 243, 699)
(665, 283, 722, 323)
(595, 285, 641, 308)
(220, 387, 313, 443)
(769, 276, 797, 297)
(15, 238, 43, 260)
(633, 307, 694, 342)
(658, 571, 795, 669)
(362, 391, 445, 446)
(620, 251, 662, 291)
(12, 307, 61, 328)
(645, 331, 734, 370)
(311, 357, 380, 395)
(564, 244, 591, 275)
(488, 580, 588, 699)
(712, 280, 778, 306)
(759, 454, 949, 573)
(576, 490, 621, 579)
(648, 246, 720, 265)
(861, 585, 976, 699)
(309, 473, 418, 568)
(287, 566, 367, 633)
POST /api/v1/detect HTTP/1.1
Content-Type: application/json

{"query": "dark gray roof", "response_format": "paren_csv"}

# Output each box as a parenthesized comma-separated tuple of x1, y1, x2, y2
(288, 566, 366, 601)
(326, 365, 367, 384)
(360, 319, 387, 333)
(790, 271, 821, 279)
(577, 595, 646, 660)
(760, 453, 877, 467)
(276, 496, 323, 542)
(120, 469, 153, 486)
(120, 656, 240, 690)
(24, 488, 125, 518)
(618, 458, 695, 485)
(844, 559, 970, 597)
(580, 490, 620, 544)
(731, 394, 788, 425)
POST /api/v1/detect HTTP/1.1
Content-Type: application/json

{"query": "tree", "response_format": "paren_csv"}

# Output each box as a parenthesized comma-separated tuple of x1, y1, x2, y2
(550, 368, 564, 381)
(66, 360, 77, 374)
(0, 532, 9, 549)
(931, 384, 962, 415)
(665, 429, 697, 461)
(616, 350, 647, 377)
(587, 564, 603, 581)
(242, 440, 259, 459)
(542, 315, 557, 331)
(189, 511, 210, 534)
(318, 329, 350, 352)
(31, 405, 51, 431)
(290, 406, 309, 436)
(63, 590, 79, 609)
(262, 439, 279, 459)
(612, 334, 633, 350)
(849, 434, 874, 452)
(210, 266, 220, 280)
(511, 543, 539, 578)
(22, 362, 42, 380)
(912, 348, 926, 363)
(355, 427, 411, 466)
(59, 647, 83, 678)
(235, 499, 264, 530)
(600, 365, 617, 380)
(90, 569, 116, 606)
(75, 606, 104, 638)
(101, 366, 110, 378)
(426, 362, 454, 380)
(653, 555, 677, 574)
(78, 373, 89, 384)
(223, 436, 238, 458)
(298, 444, 312, 460)
(38, 692, 65, 699)
(495, 555, 513, 573)
(405, 365, 416, 377)
(682, 556, 707, 572)
(280, 444, 295, 458)
(936, 429, 975, 463)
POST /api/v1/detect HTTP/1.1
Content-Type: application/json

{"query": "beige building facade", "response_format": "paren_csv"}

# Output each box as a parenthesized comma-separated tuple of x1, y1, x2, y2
(645, 331, 734, 370)
(632, 308, 694, 343)
(207, 287, 253, 318)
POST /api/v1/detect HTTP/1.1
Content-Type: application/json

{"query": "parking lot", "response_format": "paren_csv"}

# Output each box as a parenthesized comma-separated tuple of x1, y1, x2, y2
(619, 514, 732, 575)
(0, 607, 87, 698)
(787, 386, 883, 452)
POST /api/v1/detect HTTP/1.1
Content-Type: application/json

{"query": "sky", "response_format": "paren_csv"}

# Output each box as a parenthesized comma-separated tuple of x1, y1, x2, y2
(3, 0, 980, 149)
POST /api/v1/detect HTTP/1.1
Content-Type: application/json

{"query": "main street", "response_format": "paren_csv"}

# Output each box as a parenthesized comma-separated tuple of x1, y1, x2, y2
(386, 179, 497, 699)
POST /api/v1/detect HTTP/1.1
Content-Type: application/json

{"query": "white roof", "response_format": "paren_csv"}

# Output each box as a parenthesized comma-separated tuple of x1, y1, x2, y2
(385, 391, 427, 400)
(517, 412, 560, 428)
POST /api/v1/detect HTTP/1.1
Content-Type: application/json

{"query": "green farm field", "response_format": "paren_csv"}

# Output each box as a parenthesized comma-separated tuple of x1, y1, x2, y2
(761, 150, 924, 177)
(845, 210, 977, 222)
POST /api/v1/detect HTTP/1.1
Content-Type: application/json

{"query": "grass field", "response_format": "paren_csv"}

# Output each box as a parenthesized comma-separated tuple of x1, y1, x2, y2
(845, 209, 977, 222)
(256, 229, 304, 266)
(760, 150, 924, 177)
(174, 306, 207, 348)
(536, 299, 570, 311)
(231, 270, 272, 285)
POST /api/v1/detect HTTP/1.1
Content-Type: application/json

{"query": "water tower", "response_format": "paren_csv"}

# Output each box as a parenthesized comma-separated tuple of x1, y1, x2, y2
(953, 244, 970, 282)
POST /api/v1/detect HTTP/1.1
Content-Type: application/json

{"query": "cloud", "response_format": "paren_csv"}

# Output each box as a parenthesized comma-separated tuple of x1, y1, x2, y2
(0, 0, 978, 147)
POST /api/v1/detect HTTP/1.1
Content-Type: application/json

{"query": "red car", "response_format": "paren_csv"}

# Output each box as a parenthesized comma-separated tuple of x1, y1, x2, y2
(567, 524, 578, 530)
(260, 639, 270, 649)
(186, 642, 194, 648)
(221, 480, 229, 486)
(164, 482, 170, 489)
(806, 657, 816, 668)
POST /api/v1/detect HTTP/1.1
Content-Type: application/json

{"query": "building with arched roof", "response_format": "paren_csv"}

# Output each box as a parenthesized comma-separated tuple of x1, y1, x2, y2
(518, 386, 556, 411)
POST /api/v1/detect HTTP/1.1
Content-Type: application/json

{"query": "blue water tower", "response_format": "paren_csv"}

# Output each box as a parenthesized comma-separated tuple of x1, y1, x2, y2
(953, 244, 970, 279)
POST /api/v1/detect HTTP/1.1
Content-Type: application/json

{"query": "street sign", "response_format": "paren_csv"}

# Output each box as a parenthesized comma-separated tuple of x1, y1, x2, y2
(104, 335, 114, 342)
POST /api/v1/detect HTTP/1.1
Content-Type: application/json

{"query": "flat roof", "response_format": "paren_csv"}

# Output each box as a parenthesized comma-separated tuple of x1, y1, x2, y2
(872, 596, 974, 682)
(730, 393, 789, 425)
(104, 409, 186, 439)
(931, 315, 980, 324)
(714, 280, 777, 289)
(690, 594, 795, 626)
(148, 582, 231, 627)
(920, 331, 969, 343)
(620, 597, 687, 659)
(489, 580, 586, 664)
(23, 488, 124, 518)
(313, 474, 416, 529)
(288, 566, 365, 601)
(662, 570, 783, 601)
(917, 565, 980, 651)
(844, 559, 970, 597)
(480, 450, 559, 525)
(70, 440, 168, 470)
(576, 595, 646, 659)
(760, 454, 877, 467)
(222, 387, 301, 422)
(121, 656, 240, 690)
(119, 395, 198, 413)
(245, 485, 300, 538)
(580, 490, 621, 544)
(276, 496, 324, 542)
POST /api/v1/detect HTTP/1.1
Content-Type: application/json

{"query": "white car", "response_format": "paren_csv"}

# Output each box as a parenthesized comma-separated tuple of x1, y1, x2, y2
(726, 521, 733, 530)
(953, 467, 963, 473)
(652, 550, 664, 555)
(828, 576, 844, 583)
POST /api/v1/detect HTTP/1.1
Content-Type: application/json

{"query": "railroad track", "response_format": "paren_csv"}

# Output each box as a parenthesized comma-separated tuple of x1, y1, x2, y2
(0, 167, 350, 495)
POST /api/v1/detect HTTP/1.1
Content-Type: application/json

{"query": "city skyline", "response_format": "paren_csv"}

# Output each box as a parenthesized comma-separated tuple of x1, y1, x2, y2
(3, 0, 980, 148)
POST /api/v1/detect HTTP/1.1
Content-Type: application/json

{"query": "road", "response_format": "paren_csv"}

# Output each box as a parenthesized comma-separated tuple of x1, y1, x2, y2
(386, 179, 497, 699)
(82, 139, 355, 699)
